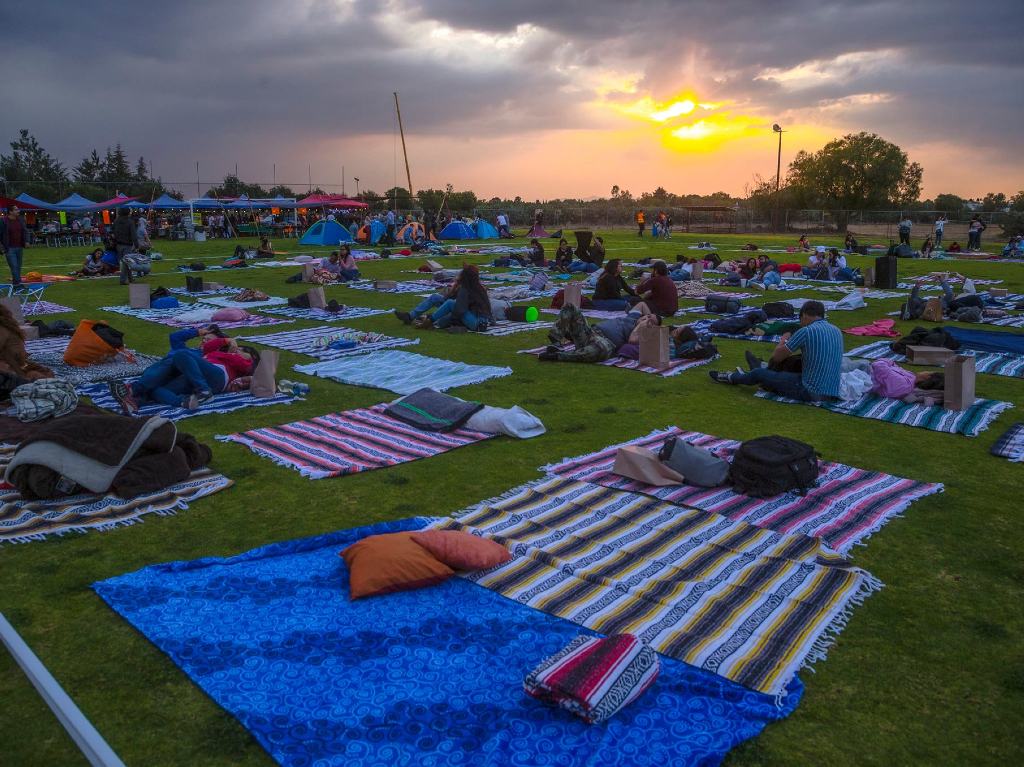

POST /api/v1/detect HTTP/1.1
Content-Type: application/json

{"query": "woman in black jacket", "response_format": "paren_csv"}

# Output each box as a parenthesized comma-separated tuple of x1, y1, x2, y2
(553, 238, 574, 271)
(414, 264, 493, 331)
(591, 259, 639, 310)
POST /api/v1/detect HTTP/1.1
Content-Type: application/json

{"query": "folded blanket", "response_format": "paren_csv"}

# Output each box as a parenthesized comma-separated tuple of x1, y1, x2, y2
(384, 388, 483, 432)
(525, 633, 660, 724)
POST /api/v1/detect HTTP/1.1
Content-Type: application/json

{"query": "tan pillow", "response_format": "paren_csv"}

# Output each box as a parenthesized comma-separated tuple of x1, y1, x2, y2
(410, 530, 512, 571)
(340, 532, 453, 600)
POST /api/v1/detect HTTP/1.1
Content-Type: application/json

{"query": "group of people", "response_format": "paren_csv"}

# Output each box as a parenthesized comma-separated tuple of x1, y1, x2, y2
(634, 210, 673, 239)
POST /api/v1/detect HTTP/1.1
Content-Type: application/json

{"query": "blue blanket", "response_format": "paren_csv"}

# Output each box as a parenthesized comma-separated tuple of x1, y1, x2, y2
(94, 518, 802, 767)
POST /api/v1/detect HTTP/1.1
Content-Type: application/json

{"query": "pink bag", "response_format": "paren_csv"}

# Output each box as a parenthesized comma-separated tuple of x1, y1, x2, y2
(869, 359, 915, 398)
(212, 307, 250, 322)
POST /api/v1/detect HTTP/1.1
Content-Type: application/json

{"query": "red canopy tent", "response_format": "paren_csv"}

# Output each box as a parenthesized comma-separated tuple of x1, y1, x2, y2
(296, 194, 368, 209)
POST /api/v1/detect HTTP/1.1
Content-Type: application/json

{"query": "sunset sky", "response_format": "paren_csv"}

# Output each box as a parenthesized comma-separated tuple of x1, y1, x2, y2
(2, 0, 1021, 201)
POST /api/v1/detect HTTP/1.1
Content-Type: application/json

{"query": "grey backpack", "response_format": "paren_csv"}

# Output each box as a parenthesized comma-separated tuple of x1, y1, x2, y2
(659, 437, 729, 487)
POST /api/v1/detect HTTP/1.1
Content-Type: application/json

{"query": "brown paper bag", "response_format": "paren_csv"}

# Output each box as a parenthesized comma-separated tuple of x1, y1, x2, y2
(563, 283, 583, 308)
(690, 261, 704, 281)
(943, 354, 975, 411)
(921, 297, 944, 322)
(129, 284, 150, 309)
(612, 446, 684, 487)
(862, 267, 875, 287)
(638, 324, 670, 370)
(250, 350, 279, 398)
(426, 259, 443, 272)
(301, 263, 316, 282)
(19, 323, 39, 341)
(1, 296, 24, 324)
(202, 281, 224, 291)
(307, 286, 326, 309)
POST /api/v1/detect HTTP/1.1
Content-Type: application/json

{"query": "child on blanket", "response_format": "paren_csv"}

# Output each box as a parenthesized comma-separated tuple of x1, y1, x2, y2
(109, 326, 260, 413)
(709, 300, 842, 402)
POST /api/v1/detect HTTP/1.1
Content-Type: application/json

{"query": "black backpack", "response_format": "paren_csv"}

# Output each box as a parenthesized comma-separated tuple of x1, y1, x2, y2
(709, 315, 755, 335)
(150, 286, 170, 301)
(705, 294, 741, 314)
(728, 436, 819, 497)
(762, 301, 794, 318)
(288, 293, 311, 309)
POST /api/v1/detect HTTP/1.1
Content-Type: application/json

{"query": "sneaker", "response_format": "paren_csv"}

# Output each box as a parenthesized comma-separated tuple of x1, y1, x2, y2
(708, 370, 737, 384)
(744, 350, 766, 370)
(108, 380, 139, 416)
(751, 281, 766, 290)
(185, 390, 214, 409)
(394, 310, 412, 325)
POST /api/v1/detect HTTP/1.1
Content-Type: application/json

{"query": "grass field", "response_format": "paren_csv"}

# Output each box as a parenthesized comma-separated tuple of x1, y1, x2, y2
(1, 231, 1021, 766)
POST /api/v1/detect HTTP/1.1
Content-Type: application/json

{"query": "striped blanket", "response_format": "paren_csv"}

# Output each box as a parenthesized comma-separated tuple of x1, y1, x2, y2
(755, 390, 1012, 437)
(991, 422, 1024, 462)
(218, 404, 495, 479)
(26, 336, 75, 356)
(476, 320, 545, 336)
(0, 462, 231, 545)
(80, 381, 301, 421)
(982, 315, 1024, 328)
(540, 308, 632, 321)
(100, 304, 291, 329)
(432, 476, 881, 697)
(686, 319, 782, 344)
(23, 300, 75, 316)
(201, 295, 289, 309)
(294, 350, 513, 394)
(543, 428, 943, 555)
(346, 279, 441, 295)
(238, 325, 419, 360)
(167, 286, 239, 297)
(520, 344, 718, 377)
(258, 305, 392, 322)
(815, 286, 906, 299)
(847, 341, 1024, 379)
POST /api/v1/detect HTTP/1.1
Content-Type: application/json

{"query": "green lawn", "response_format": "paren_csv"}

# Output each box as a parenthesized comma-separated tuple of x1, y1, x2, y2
(1, 231, 1021, 766)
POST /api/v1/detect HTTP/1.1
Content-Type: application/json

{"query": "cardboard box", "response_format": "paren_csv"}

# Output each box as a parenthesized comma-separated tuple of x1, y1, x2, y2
(301, 263, 316, 282)
(1, 296, 24, 323)
(375, 280, 397, 290)
(638, 324, 670, 370)
(944, 354, 976, 411)
(989, 288, 1008, 298)
(129, 284, 150, 309)
(906, 345, 955, 365)
(19, 323, 39, 341)
(562, 283, 583, 308)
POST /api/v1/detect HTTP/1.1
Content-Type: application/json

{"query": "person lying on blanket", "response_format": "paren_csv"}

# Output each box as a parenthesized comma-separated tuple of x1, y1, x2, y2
(899, 277, 996, 322)
(592, 259, 641, 310)
(708, 300, 842, 402)
(108, 326, 260, 414)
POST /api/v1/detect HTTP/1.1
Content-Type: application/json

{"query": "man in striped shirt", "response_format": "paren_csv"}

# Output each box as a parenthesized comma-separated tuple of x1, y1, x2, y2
(709, 300, 842, 401)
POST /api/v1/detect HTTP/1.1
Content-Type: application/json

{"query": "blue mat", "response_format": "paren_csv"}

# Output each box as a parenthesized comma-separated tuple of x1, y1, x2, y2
(94, 518, 802, 767)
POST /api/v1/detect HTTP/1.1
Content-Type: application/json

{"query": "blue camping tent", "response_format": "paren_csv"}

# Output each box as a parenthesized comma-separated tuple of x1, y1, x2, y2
(474, 219, 499, 239)
(299, 219, 354, 246)
(150, 193, 190, 210)
(369, 219, 385, 244)
(439, 220, 476, 239)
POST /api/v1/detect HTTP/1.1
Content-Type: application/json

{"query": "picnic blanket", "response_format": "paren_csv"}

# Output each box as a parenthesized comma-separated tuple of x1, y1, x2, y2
(543, 428, 942, 555)
(520, 344, 718, 377)
(990, 422, 1024, 462)
(755, 390, 1012, 437)
(346, 279, 442, 295)
(27, 340, 161, 386)
(80, 381, 301, 421)
(201, 295, 289, 309)
(475, 320, 545, 336)
(22, 300, 75, 316)
(167, 286, 239, 297)
(218, 404, 495, 479)
(847, 341, 1024, 379)
(541, 308, 636, 321)
(93, 516, 802, 767)
(815, 286, 906, 300)
(294, 350, 513, 394)
(238, 325, 419, 361)
(434, 476, 880, 697)
(686, 318, 783, 343)
(258, 305, 392, 322)
(100, 304, 291, 329)
(1, 461, 231, 545)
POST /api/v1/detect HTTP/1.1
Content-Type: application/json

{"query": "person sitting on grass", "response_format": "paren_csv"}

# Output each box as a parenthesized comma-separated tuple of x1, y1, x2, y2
(591, 259, 640, 310)
(750, 254, 782, 288)
(920, 235, 935, 259)
(844, 233, 859, 251)
(256, 236, 274, 258)
(109, 325, 260, 413)
(803, 247, 828, 279)
(72, 248, 118, 277)
(636, 261, 679, 317)
(394, 275, 461, 326)
(397, 265, 492, 332)
(708, 300, 842, 402)
(553, 239, 574, 272)
(527, 238, 546, 267)
(797, 234, 810, 251)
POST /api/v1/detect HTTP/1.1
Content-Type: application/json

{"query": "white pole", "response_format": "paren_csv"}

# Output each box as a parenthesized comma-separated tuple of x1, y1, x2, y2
(0, 614, 126, 767)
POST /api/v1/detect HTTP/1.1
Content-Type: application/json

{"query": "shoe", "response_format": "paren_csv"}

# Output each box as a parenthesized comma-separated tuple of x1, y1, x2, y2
(394, 310, 412, 325)
(708, 370, 737, 384)
(108, 380, 139, 416)
(545, 345, 561, 354)
(751, 281, 766, 290)
(745, 350, 766, 370)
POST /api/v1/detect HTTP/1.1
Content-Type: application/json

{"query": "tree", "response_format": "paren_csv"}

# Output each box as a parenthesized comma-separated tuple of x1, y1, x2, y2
(416, 188, 446, 212)
(268, 184, 296, 199)
(134, 156, 149, 181)
(205, 174, 268, 200)
(384, 186, 414, 210)
(0, 129, 68, 200)
(1010, 191, 1024, 212)
(610, 185, 620, 199)
(101, 144, 132, 183)
(982, 192, 1008, 212)
(74, 149, 104, 183)
(933, 193, 965, 214)
(784, 132, 923, 216)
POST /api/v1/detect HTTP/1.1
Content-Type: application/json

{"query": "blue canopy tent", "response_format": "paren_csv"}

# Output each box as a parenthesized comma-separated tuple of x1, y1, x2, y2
(474, 219, 499, 239)
(299, 219, 354, 246)
(55, 192, 97, 209)
(150, 193, 190, 210)
(188, 197, 226, 209)
(439, 220, 476, 239)
(15, 193, 60, 211)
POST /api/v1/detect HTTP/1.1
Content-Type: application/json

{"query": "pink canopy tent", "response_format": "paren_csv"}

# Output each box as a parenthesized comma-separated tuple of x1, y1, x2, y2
(297, 194, 368, 209)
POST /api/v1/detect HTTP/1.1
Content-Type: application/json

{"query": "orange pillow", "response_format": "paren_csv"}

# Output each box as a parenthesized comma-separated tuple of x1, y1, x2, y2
(340, 532, 453, 600)
(410, 530, 512, 571)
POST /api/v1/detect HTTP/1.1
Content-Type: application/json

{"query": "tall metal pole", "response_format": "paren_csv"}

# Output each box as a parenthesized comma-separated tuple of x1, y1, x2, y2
(342, 165, 345, 196)
(394, 92, 413, 201)
(775, 132, 782, 199)
(196, 161, 200, 198)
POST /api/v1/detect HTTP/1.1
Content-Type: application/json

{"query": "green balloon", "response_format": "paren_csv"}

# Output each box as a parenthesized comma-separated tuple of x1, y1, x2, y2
(525, 306, 539, 322)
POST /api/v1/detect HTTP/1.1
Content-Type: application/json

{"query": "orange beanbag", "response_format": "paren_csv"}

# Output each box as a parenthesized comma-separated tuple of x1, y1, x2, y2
(410, 530, 512, 571)
(63, 320, 120, 367)
(340, 532, 453, 600)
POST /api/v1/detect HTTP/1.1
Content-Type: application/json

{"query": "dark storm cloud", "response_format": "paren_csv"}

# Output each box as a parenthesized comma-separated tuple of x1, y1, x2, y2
(1, 0, 1021, 186)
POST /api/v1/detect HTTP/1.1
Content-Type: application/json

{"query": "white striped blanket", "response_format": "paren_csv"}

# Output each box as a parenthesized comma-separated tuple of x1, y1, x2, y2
(100, 304, 291, 329)
(167, 286, 239, 297)
(432, 476, 881, 697)
(294, 350, 513, 394)
(991, 422, 1024, 462)
(201, 295, 289, 309)
(684, 319, 783, 343)
(815, 286, 906, 299)
(520, 344, 718, 376)
(475, 320, 545, 337)
(345, 279, 443, 295)
(541, 308, 633, 321)
(238, 326, 419, 360)
(883, 309, 1024, 328)
(542, 428, 943, 555)
(26, 337, 160, 386)
(259, 305, 393, 322)
(217, 404, 495, 479)
(23, 300, 75, 316)
(25, 336, 76, 356)
(846, 341, 1024, 379)
(80, 381, 302, 421)
(755, 390, 1012, 437)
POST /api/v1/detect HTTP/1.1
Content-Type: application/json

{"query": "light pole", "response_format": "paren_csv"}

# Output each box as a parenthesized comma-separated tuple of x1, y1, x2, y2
(353, 177, 360, 197)
(772, 123, 784, 232)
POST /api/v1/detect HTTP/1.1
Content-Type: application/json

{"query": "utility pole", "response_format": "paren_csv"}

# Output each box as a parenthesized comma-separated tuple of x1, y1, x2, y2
(772, 124, 784, 233)
(196, 161, 200, 197)
(394, 92, 413, 201)
(342, 165, 345, 196)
